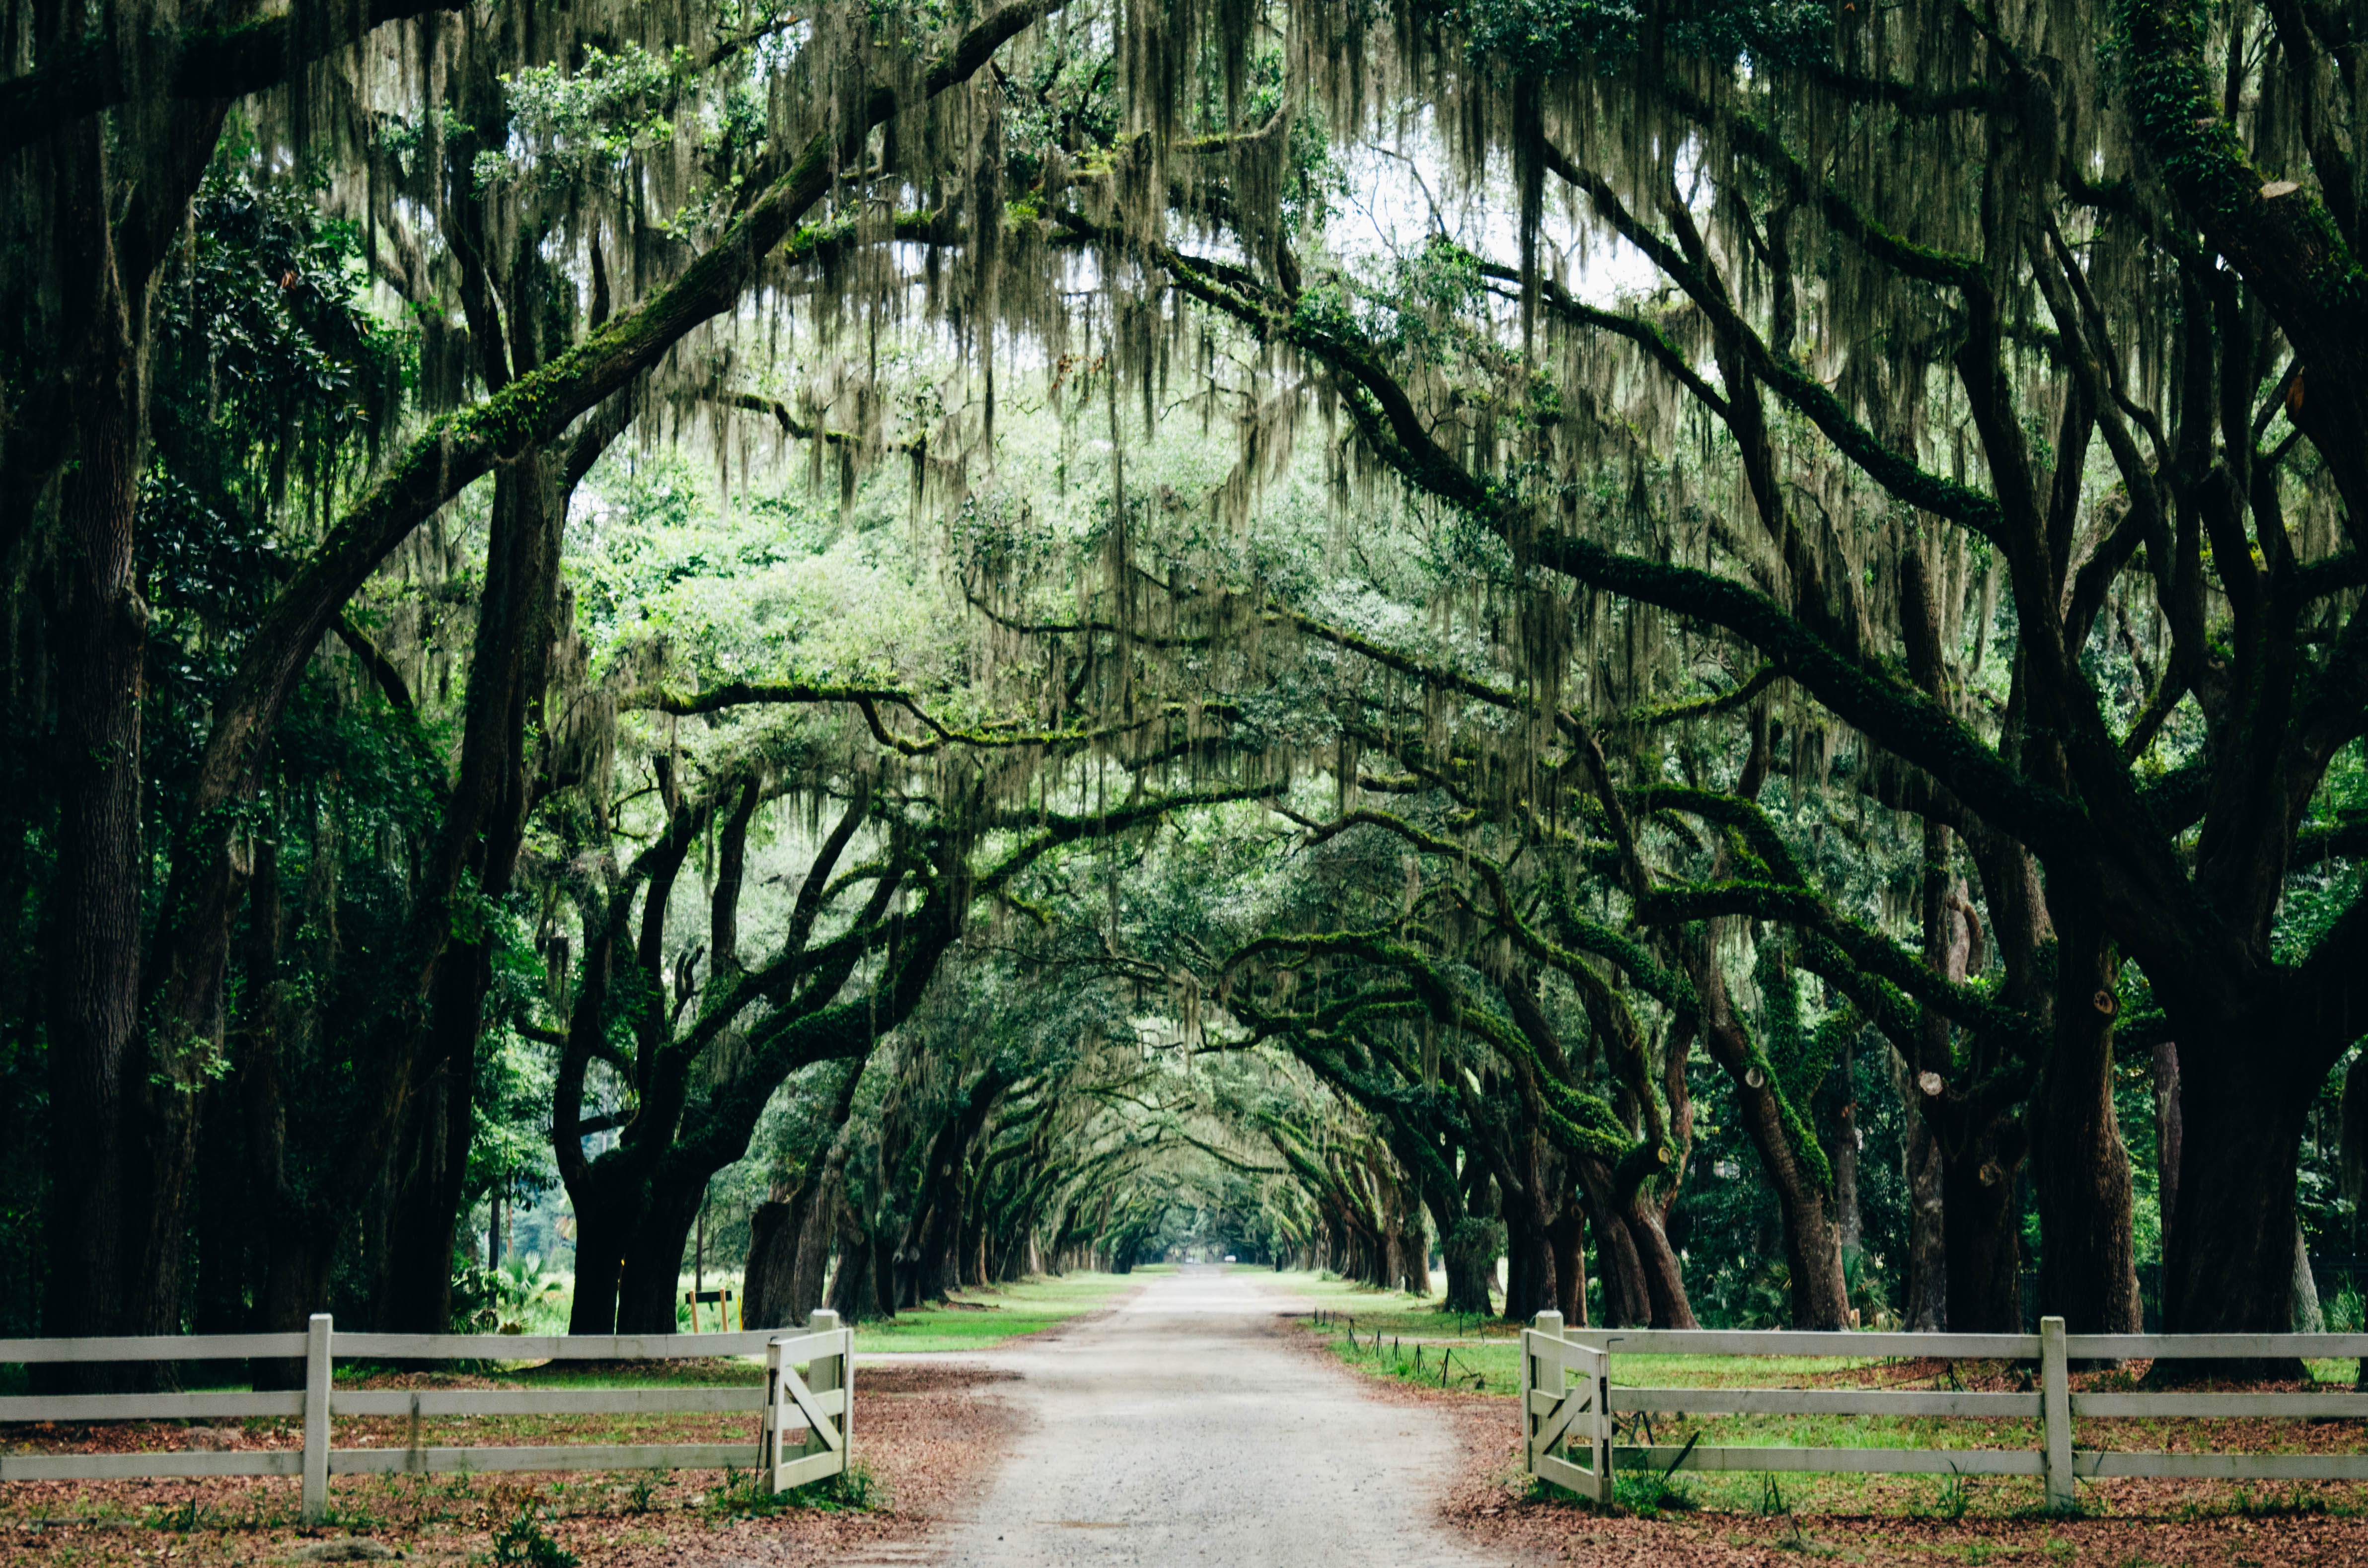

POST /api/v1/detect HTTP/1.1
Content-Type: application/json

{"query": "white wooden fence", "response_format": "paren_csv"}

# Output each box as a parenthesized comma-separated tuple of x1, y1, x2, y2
(1522, 1312, 2368, 1510)
(0, 1311, 852, 1522)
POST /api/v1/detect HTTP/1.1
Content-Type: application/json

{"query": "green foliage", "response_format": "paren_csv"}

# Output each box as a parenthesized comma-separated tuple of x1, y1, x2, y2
(705, 1458, 884, 1518)
(1614, 1467, 1700, 1517)
(490, 1501, 579, 1567)
(481, 45, 685, 195)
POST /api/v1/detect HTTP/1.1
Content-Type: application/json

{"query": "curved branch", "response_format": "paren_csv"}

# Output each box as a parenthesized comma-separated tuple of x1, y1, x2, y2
(0, 0, 464, 160)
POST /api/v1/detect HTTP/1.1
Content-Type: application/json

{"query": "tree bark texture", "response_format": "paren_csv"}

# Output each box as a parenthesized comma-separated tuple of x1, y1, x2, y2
(39, 116, 149, 1384)
(1697, 954, 1849, 1330)
(2034, 889, 2143, 1334)
(1939, 1109, 2026, 1332)
(2159, 1038, 2313, 1370)
(741, 1196, 804, 1330)
(1890, 1045, 1948, 1331)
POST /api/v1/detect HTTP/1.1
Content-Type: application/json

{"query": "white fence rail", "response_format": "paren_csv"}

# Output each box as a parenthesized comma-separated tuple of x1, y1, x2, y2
(1520, 1311, 2368, 1510)
(0, 1311, 853, 1521)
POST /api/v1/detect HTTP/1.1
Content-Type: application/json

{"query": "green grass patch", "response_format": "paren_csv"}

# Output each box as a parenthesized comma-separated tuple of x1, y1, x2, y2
(844, 1271, 1138, 1354)
(702, 1457, 884, 1518)
(503, 1357, 767, 1388)
(1278, 1269, 1528, 1393)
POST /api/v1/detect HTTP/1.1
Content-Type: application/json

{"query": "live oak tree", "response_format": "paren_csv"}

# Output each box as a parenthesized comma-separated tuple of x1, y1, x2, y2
(945, 0, 2368, 1352)
(1, 0, 1068, 1373)
(10, 0, 2368, 1370)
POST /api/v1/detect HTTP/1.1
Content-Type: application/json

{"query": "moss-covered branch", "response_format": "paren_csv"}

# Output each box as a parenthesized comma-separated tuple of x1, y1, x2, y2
(0, 0, 465, 160)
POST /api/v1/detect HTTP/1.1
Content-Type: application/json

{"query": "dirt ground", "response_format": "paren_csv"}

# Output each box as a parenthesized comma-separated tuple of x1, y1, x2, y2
(0, 1361, 1017, 1566)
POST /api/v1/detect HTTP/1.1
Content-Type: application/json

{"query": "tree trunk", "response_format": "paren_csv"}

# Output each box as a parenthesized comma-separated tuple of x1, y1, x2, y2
(1832, 1028, 1862, 1262)
(566, 1187, 638, 1336)
(39, 138, 148, 1382)
(192, 1074, 252, 1337)
(1440, 1213, 1496, 1314)
(826, 1210, 883, 1323)
(617, 1170, 706, 1333)
(2159, 1037, 2313, 1375)
(1701, 994, 1849, 1327)
(910, 1153, 968, 1303)
(1547, 1193, 1586, 1326)
(252, 1217, 338, 1390)
(741, 1195, 803, 1330)
(793, 1177, 840, 1323)
(374, 946, 487, 1335)
(2293, 1219, 2324, 1333)
(1624, 1187, 1699, 1329)
(1940, 1113, 2026, 1332)
(1890, 1047, 1948, 1331)
(2153, 1042, 2181, 1274)
(1500, 1151, 1558, 1321)
(376, 437, 566, 1330)
(2034, 893, 2142, 1334)
(1573, 1156, 1650, 1327)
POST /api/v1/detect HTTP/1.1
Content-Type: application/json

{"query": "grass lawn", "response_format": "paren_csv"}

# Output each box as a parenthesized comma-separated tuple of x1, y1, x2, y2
(851, 1271, 1138, 1354)
(1277, 1270, 1528, 1394)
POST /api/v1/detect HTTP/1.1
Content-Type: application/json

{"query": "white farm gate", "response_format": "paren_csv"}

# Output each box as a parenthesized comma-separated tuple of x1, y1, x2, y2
(0, 1310, 853, 1521)
(1522, 1311, 2368, 1510)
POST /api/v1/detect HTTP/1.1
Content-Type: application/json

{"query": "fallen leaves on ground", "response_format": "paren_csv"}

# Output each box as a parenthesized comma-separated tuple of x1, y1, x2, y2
(1279, 1315, 2368, 1565)
(0, 1360, 1017, 1566)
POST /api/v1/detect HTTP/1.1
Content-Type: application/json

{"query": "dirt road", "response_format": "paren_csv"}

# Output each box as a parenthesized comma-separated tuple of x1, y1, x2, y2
(903, 1267, 1499, 1568)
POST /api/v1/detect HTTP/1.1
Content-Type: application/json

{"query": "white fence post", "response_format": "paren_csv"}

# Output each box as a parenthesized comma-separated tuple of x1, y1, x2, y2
(762, 1334, 784, 1484)
(1525, 1310, 1561, 1483)
(807, 1309, 844, 1478)
(2040, 1315, 2074, 1510)
(1524, 1311, 1612, 1504)
(767, 1310, 848, 1495)
(1587, 1341, 1613, 1503)
(301, 1313, 332, 1523)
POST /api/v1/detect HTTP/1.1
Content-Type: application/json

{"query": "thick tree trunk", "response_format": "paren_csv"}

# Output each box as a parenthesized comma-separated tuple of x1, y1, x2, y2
(1831, 1029, 1862, 1262)
(39, 147, 148, 1382)
(910, 1184, 961, 1303)
(1940, 1114, 2026, 1332)
(1547, 1193, 1586, 1326)
(1440, 1213, 1496, 1314)
(782, 1090, 866, 1324)
(1574, 1156, 1650, 1326)
(910, 1163, 967, 1303)
(2034, 895, 2142, 1335)
(1625, 1188, 1699, 1329)
(2160, 1037, 2313, 1375)
(617, 1172, 707, 1333)
(1501, 1153, 1558, 1321)
(741, 1194, 804, 1330)
(192, 1077, 252, 1337)
(826, 1211, 885, 1323)
(566, 1185, 639, 1335)
(1701, 990, 1850, 1327)
(878, 1229, 904, 1313)
(252, 1218, 338, 1390)
(375, 948, 487, 1335)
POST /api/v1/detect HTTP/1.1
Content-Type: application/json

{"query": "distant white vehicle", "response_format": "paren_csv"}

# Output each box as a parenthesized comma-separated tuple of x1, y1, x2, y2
(1224, 1254, 1237, 1263)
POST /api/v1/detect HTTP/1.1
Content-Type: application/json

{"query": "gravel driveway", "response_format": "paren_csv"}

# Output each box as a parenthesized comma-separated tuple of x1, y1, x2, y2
(899, 1267, 1500, 1567)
